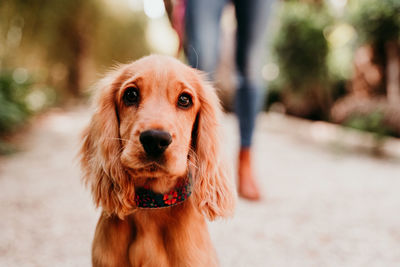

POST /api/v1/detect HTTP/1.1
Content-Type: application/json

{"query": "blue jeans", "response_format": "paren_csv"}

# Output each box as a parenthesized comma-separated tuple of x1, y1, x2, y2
(185, 0, 274, 148)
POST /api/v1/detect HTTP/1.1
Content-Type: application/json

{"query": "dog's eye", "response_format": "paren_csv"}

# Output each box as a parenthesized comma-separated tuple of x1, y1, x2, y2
(123, 87, 139, 106)
(177, 93, 192, 109)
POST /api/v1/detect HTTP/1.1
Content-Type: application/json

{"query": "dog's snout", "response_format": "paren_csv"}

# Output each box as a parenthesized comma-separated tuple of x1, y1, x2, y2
(139, 130, 172, 157)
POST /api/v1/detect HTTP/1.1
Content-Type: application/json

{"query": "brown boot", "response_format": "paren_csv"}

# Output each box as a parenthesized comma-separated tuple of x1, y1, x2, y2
(238, 147, 261, 201)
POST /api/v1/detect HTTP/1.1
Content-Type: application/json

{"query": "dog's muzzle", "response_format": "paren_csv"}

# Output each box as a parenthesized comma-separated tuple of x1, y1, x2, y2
(139, 130, 172, 157)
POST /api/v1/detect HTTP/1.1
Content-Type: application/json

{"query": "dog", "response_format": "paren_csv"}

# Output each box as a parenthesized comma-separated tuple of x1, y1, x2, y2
(80, 55, 236, 267)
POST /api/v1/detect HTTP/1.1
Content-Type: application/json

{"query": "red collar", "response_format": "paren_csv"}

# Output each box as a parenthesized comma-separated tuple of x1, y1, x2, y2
(135, 173, 192, 209)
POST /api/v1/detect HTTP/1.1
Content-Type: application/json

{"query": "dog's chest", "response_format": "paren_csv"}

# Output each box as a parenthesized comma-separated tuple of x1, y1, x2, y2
(128, 220, 170, 266)
(127, 206, 217, 267)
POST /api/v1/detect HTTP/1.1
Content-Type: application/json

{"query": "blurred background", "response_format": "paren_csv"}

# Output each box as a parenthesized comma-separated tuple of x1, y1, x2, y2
(0, 0, 399, 266)
(1, 0, 400, 152)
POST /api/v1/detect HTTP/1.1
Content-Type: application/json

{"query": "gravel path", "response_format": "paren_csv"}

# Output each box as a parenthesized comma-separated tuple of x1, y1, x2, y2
(1, 107, 399, 267)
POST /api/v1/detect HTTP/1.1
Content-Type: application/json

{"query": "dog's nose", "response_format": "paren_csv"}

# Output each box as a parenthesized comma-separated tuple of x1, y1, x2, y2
(139, 130, 172, 157)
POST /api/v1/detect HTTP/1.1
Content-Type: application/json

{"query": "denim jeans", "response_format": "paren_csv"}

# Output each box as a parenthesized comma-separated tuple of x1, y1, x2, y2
(185, 0, 274, 147)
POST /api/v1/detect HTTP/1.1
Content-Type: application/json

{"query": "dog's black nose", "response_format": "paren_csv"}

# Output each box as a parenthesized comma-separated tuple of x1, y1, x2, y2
(139, 130, 172, 157)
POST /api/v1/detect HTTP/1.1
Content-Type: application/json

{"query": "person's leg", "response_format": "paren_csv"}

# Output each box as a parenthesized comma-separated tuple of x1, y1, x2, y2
(185, 0, 227, 76)
(233, 0, 274, 200)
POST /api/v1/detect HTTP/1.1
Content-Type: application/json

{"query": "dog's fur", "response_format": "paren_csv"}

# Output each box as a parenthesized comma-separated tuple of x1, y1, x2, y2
(80, 55, 235, 267)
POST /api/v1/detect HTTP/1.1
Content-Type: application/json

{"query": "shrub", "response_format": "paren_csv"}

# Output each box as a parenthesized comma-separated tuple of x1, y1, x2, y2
(345, 111, 395, 138)
(273, 2, 331, 93)
(0, 69, 32, 134)
(271, 2, 334, 119)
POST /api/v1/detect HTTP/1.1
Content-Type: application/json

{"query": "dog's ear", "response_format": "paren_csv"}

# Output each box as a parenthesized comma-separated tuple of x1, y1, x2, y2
(80, 72, 135, 218)
(191, 76, 236, 220)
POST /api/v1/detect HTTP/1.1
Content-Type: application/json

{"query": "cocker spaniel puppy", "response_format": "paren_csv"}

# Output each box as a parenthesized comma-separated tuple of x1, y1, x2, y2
(80, 55, 236, 267)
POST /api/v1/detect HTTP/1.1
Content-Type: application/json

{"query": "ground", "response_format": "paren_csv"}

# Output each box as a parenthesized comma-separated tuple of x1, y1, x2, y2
(0, 107, 399, 267)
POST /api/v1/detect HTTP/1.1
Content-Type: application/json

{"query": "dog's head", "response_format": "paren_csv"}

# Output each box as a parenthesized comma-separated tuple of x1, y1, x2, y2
(80, 55, 235, 219)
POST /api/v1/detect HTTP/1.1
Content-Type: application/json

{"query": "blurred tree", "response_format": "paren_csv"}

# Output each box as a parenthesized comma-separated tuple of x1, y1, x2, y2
(0, 0, 150, 97)
(272, 1, 333, 119)
(331, 0, 400, 138)
(350, 0, 400, 104)
(1, 0, 97, 96)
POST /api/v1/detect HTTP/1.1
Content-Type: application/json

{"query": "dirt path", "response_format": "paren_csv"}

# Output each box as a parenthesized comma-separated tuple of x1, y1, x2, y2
(1, 107, 400, 267)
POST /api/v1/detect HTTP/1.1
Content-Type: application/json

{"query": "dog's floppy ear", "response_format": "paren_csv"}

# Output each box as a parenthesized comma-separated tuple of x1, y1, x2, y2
(80, 71, 135, 218)
(191, 76, 236, 220)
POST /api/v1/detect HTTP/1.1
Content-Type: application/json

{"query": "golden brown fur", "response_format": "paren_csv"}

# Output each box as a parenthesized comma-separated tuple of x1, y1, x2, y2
(80, 55, 236, 267)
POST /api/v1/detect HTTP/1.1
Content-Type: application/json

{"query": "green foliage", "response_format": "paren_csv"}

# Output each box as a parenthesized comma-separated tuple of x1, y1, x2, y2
(0, 70, 32, 133)
(345, 111, 394, 138)
(0, 0, 151, 95)
(350, 0, 400, 46)
(0, 68, 57, 154)
(273, 2, 332, 92)
(268, 2, 338, 120)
